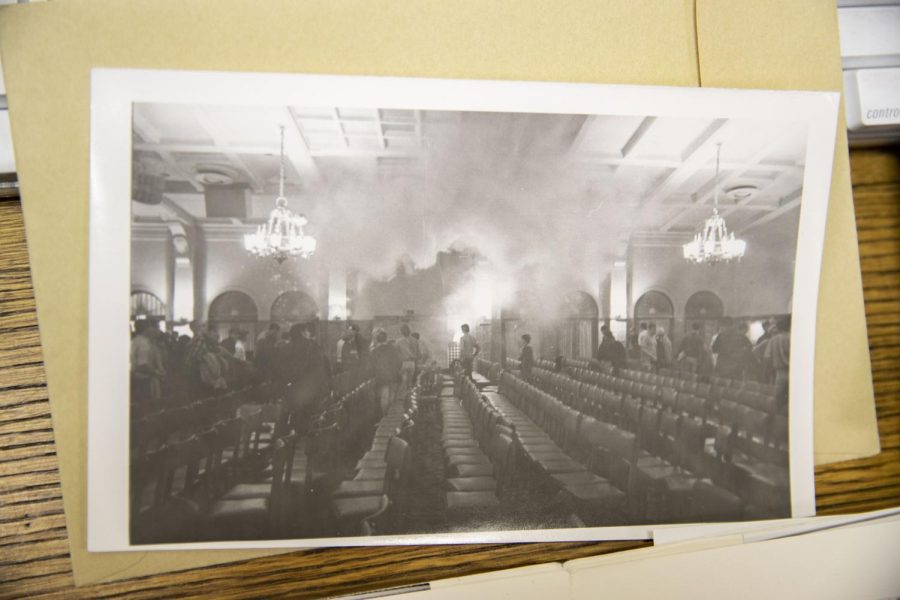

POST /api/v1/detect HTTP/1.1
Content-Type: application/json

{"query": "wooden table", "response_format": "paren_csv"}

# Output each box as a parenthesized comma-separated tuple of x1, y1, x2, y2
(1, 148, 898, 598)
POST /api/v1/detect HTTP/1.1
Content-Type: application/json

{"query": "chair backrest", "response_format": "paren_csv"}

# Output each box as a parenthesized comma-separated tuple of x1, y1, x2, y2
(622, 396, 642, 432)
(604, 427, 636, 491)
(675, 416, 706, 473)
(638, 406, 661, 455)
(718, 400, 742, 429)
(768, 415, 788, 450)
(131, 445, 170, 516)
(160, 435, 200, 499)
(657, 411, 681, 462)
(736, 405, 770, 442)
(491, 433, 516, 489)
(660, 387, 678, 411)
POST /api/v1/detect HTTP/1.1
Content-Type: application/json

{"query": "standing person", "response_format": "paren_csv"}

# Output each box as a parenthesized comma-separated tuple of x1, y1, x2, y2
(187, 322, 227, 397)
(519, 333, 534, 377)
(254, 323, 280, 381)
(370, 328, 401, 415)
(712, 317, 753, 381)
(335, 333, 346, 374)
(340, 329, 361, 374)
(411, 332, 430, 368)
(279, 323, 332, 431)
(597, 325, 626, 370)
(639, 322, 658, 370)
(395, 324, 417, 400)
(756, 319, 776, 346)
(233, 330, 248, 362)
(131, 319, 165, 407)
(655, 327, 673, 370)
(458, 323, 480, 380)
(677, 322, 706, 373)
(765, 315, 791, 413)
(348, 324, 369, 373)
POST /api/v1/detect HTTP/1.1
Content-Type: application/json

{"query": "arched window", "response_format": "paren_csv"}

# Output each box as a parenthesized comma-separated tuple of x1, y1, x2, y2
(208, 291, 259, 350)
(634, 290, 675, 341)
(684, 290, 724, 344)
(130, 290, 165, 320)
(270, 290, 318, 324)
(209, 291, 258, 322)
(635, 290, 674, 319)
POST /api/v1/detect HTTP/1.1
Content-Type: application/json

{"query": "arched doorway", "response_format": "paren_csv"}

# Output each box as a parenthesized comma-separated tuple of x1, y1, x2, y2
(634, 290, 675, 342)
(270, 290, 319, 325)
(684, 290, 724, 346)
(130, 290, 166, 330)
(209, 291, 259, 350)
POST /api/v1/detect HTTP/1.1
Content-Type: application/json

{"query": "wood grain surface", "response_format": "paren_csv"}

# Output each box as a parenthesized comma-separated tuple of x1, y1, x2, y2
(1, 147, 898, 599)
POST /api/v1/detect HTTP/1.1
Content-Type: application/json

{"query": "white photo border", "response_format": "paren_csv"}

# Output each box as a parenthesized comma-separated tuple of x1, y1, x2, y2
(88, 69, 839, 551)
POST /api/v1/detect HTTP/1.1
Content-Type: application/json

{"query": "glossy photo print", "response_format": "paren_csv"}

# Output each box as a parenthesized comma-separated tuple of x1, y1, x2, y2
(87, 71, 839, 550)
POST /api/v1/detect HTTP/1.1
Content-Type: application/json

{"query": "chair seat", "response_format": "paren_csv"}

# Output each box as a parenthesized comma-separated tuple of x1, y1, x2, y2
(562, 482, 626, 503)
(210, 497, 268, 520)
(441, 432, 475, 441)
(222, 483, 271, 500)
(454, 463, 494, 477)
(354, 467, 387, 481)
(524, 449, 570, 461)
(442, 439, 480, 448)
(534, 458, 586, 474)
(332, 479, 385, 498)
(446, 476, 497, 492)
(358, 450, 387, 463)
(519, 443, 561, 455)
(733, 458, 788, 488)
(551, 471, 609, 487)
(445, 447, 487, 458)
(332, 494, 387, 520)
(664, 474, 698, 493)
(356, 458, 387, 470)
(446, 491, 500, 510)
(447, 454, 491, 468)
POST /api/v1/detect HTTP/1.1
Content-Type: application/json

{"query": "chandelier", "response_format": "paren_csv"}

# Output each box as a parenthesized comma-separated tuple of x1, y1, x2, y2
(683, 143, 746, 264)
(244, 126, 317, 263)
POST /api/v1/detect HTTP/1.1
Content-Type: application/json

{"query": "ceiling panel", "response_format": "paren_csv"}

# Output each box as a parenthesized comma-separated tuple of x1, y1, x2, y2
(628, 116, 716, 160)
(132, 104, 808, 254)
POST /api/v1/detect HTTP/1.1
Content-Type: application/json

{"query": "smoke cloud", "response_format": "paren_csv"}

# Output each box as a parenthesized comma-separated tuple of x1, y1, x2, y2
(288, 110, 649, 318)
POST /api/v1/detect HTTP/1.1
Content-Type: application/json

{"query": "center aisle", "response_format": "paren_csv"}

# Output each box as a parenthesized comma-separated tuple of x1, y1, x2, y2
(401, 381, 450, 533)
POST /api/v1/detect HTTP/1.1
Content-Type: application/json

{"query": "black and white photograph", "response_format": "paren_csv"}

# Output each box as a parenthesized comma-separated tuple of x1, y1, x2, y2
(88, 72, 839, 550)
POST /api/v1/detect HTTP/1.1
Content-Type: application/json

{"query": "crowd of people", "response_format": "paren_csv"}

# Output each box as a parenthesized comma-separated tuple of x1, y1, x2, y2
(510, 316, 791, 409)
(132, 314, 791, 418)
(130, 318, 443, 420)
(623, 316, 791, 407)
(621, 317, 790, 383)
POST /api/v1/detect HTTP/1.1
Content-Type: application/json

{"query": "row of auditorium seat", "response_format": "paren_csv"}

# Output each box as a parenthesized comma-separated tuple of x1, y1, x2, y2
(130, 370, 370, 456)
(495, 370, 765, 522)
(130, 374, 378, 543)
(498, 359, 788, 464)
(329, 385, 420, 535)
(440, 378, 517, 515)
(469, 362, 789, 522)
(503, 364, 786, 451)
(444, 378, 633, 524)
(501, 355, 776, 396)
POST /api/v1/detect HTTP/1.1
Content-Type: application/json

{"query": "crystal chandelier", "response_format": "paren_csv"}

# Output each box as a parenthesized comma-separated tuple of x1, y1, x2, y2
(244, 126, 317, 263)
(683, 143, 746, 264)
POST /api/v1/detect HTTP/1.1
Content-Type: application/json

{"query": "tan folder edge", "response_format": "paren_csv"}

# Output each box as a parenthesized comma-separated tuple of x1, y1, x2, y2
(0, 0, 877, 586)
(696, 0, 881, 462)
